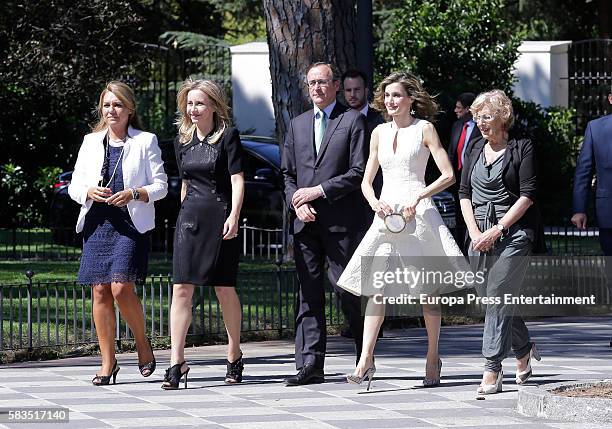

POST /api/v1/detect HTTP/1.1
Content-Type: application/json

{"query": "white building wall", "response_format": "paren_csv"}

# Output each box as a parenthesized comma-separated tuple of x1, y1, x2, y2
(230, 42, 276, 137)
(512, 41, 571, 108)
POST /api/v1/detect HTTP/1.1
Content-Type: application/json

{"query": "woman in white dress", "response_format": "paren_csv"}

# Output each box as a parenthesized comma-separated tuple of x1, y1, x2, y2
(337, 72, 465, 389)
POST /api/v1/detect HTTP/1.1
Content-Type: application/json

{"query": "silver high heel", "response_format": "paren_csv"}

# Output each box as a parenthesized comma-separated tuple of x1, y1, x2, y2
(346, 364, 376, 391)
(477, 370, 503, 395)
(515, 343, 541, 385)
(423, 358, 442, 387)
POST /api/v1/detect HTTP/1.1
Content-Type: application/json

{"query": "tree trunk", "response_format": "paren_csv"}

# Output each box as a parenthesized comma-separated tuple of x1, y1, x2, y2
(263, 0, 358, 145)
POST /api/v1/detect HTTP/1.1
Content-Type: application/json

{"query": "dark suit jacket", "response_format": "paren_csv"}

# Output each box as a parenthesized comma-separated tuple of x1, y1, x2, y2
(573, 114, 612, 228)
(282, 103, 370, 235)
(447, 116, 482, 184)
(365, 108, 385, 197)
(366, 108, 385, 138)
(459, 137, 546, 254)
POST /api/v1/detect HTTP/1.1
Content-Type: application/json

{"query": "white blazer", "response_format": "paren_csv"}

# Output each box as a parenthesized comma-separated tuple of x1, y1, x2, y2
(68, 126, 168, 234)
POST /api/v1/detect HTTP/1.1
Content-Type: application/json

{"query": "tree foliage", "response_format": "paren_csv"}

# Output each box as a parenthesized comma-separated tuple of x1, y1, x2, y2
(503, 0, 604, 40)
(512, 100, 582, 223)
(208, 0, 266, 44)
(379, 0, 523, 99)
(0, 0, 227, 226)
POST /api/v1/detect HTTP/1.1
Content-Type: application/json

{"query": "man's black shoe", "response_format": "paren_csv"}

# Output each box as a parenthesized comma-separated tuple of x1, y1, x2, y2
(285, 364, 324, 386)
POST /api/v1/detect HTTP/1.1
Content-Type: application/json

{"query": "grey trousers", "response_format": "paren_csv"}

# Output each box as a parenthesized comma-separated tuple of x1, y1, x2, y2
(468, 226, 533, 372)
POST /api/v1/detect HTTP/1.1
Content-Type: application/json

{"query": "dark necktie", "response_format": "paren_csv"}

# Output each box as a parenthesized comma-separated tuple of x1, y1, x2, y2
(456, 122, 469, 170)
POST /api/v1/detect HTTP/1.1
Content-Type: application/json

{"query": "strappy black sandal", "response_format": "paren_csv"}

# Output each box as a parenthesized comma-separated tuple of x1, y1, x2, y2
(224, 351, 244, 384)
(92, 359, 120, 386)
(138, 339, 156, 377)
(161, 361, 190, 390)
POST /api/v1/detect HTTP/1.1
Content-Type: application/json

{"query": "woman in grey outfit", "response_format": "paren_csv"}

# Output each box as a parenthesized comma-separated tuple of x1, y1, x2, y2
(459, 89, 547, 395)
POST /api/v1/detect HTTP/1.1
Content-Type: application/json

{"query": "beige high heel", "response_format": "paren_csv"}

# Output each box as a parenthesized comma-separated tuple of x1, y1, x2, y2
(516, 343, 541, 385)
(477, 370, 503, 395)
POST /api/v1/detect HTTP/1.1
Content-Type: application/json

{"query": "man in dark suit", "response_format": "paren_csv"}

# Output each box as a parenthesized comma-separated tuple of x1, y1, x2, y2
(572, 90, 612, 256)
(339, 69, 385, 340)
(342, 69, 385, 198)
(447, 92, 481, 249)
(282, 62, 369, 385)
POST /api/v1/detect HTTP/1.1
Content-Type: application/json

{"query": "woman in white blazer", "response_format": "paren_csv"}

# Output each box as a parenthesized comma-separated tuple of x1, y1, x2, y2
(68, 81, 168, 385)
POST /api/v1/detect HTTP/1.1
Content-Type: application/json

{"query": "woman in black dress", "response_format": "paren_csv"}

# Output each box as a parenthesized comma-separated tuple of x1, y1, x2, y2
(68, 81, 168, 385)
(162, 79, 245, 389)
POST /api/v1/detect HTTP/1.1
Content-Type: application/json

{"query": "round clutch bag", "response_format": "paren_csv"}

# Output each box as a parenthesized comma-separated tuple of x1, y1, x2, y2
(384, 212, 407, 233)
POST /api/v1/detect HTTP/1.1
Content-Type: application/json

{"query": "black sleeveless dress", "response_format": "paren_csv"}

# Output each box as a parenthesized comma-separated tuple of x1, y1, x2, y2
(172, 127, 244, 286)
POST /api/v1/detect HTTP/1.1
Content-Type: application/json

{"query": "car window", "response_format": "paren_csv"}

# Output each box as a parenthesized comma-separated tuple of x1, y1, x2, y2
(242, 149, 276, 181)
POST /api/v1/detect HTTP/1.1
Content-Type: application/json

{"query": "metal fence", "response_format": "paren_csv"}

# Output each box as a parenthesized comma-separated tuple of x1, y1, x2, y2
(0, 269, 346, 352)
(129, 42, 232, 139)
(4, 256, 612, 352)
(0, 225, 602, 261)
(568, 39, 612, 136)
(544, 225, 602, 256)
(0, 220, 287, 262)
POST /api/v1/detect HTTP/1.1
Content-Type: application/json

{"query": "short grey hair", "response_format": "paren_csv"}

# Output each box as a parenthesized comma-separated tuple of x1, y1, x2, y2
(470, 89, 514, 130)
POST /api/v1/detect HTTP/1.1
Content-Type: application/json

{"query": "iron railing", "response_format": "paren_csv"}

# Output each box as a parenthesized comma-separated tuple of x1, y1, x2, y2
(3, 256, 612, 352)
(544, 225, 602, 256)
(128, 42, 232, 139)
(0, 225, 601, 261)
(567, 39, 612, 135)
(0, 269, 347, 352)
(0, 220, 288, 262)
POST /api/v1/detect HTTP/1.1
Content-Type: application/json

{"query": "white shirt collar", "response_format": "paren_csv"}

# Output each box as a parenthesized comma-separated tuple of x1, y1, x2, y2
(314, 100, 336, 118)
(359, 104, 369, 116)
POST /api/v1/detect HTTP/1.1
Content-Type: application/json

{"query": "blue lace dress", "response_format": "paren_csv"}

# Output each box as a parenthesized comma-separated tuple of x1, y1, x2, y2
(77, 143, 149, 285)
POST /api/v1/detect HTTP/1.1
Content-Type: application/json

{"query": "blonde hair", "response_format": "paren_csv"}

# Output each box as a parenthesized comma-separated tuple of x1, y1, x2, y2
(175, 79, 231, 144)
(372, 71, 439, 122)
(91, 81, 143, 133)
(470, 89, 514, 130)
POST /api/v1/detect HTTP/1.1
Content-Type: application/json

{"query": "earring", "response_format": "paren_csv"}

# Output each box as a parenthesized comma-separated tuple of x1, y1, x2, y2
(410, 109, 416, 115)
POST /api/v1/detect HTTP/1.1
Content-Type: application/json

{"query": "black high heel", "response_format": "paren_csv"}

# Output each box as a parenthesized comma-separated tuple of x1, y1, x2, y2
(161, 361, 189, 390)
(225, 351, 244, 384)
(92, 359, 120, 386)
(138, 339, 156, 377)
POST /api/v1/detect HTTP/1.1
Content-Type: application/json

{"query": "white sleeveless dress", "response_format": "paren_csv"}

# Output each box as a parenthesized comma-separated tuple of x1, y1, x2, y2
(337, 119, 466, 297)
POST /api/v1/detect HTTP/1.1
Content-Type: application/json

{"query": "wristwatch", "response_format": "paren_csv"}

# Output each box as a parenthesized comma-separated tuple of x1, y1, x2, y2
(495, 223, 508, 237)
(130, 187, 140, 201)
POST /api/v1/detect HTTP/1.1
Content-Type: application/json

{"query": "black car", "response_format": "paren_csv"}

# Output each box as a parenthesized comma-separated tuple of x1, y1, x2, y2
(49, 136, 285, 244)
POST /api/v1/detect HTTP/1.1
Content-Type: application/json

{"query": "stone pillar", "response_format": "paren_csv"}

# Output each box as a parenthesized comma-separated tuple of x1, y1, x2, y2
(230, 42, 275, 137)
(512, 41, 572, 108)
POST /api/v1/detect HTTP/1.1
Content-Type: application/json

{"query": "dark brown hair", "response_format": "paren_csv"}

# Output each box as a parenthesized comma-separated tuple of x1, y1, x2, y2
(372, 72, 439, 122)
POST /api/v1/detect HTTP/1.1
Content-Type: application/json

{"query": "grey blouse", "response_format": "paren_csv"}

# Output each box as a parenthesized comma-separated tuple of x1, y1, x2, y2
(470, 151, 514, 223)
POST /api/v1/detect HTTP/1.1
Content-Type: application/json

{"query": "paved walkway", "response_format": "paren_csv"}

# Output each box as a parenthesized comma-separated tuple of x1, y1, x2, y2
(1, 317, 612, 429)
